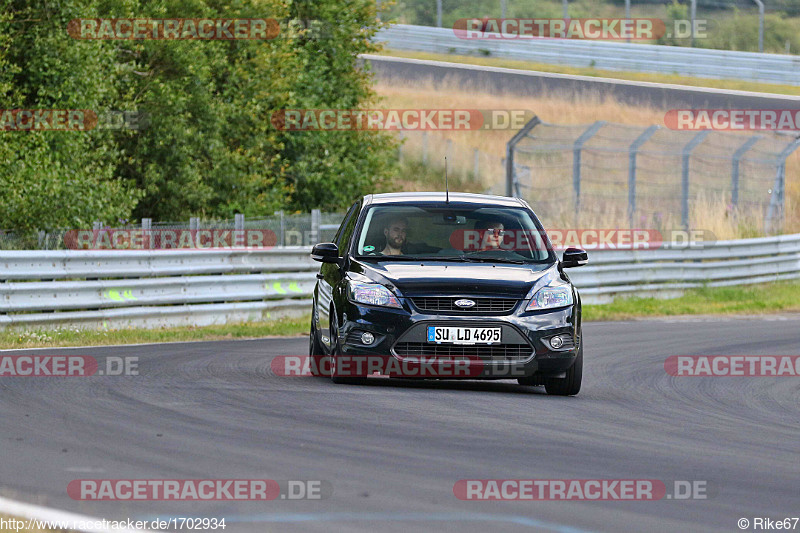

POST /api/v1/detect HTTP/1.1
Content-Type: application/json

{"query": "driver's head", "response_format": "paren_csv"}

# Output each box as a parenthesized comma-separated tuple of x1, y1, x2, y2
(384, 216, 408, 250)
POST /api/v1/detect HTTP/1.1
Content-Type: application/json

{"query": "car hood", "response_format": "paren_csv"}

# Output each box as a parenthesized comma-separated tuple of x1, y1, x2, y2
(350, 259, 558, 298)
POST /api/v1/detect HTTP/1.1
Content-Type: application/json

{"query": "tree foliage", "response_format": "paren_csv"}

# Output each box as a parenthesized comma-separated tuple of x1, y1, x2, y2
(0, 0, 396, 230)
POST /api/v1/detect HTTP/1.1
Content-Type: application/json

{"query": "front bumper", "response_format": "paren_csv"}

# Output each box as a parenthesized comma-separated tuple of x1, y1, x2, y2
(336, 298, 580, 380)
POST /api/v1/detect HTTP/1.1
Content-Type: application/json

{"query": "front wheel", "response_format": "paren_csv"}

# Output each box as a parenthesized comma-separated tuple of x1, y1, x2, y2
(309, 316, 327, 377)
(544, 344, 582, 396)
(329, 310, 360, 385)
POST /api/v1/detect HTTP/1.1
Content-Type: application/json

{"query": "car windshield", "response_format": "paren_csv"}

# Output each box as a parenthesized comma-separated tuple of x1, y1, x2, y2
(353, 204, 555, 263)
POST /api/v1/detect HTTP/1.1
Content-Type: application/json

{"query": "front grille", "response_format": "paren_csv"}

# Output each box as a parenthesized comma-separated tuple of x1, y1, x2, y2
(411, 297, 518, 314)
(394, 342, 533, 361)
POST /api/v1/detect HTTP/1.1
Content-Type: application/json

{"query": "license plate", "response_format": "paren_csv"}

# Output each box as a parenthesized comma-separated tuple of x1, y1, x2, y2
(427, 326, 501, 345)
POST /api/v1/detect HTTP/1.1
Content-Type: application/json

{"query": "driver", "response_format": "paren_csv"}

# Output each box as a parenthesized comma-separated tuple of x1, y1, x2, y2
(381, 216, 408, 255)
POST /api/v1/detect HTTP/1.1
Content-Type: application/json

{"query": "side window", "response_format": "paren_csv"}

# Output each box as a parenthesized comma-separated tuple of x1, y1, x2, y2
(335, 201, 360, 256)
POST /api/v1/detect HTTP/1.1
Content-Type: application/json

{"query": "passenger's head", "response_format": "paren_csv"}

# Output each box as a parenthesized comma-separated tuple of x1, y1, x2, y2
(475, 218, 504, 249)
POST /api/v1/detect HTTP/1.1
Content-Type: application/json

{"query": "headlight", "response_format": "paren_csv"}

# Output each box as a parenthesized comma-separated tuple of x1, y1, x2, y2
(348, 282, 402, 308)
(525, 284, 573, 311)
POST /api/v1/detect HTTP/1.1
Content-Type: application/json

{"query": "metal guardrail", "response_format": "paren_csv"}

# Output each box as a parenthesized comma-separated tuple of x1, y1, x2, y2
(0, 234, 798, 329)
(0, 249, 317, 329)
(376, 24, 800, 85)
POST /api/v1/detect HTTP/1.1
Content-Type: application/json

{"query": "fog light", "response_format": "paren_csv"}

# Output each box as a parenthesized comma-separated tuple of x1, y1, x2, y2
(549, 336, 564, 349)
(360, 332, 375, 345)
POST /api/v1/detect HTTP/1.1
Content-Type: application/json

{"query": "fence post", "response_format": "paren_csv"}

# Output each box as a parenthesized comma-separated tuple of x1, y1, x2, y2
(275, 210, 285, 247)
(731, 135, 760, 209)
(628, 125, 659, 228)
(572, 121, 606, 218)
(234, 213, 244, 231)
(189, 217, 199, 231)
(681, 130, 709, 230)
(473, 148, 479, 181)
(505, 115, 541, 197)
(422, 131, 428, 165)
(142, 218, 152, 249)
(311, 209, 321, 245)
(765, 137, 800, 233)
(398, 131, 404, 163)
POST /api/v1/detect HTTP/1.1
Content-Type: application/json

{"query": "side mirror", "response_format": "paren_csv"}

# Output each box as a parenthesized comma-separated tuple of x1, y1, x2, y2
(311, 242, 340, 264)
(561, 247, 588, 268)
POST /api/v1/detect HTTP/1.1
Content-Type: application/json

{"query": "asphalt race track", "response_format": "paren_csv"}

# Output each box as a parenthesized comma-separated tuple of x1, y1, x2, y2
(366, 55, 800, 110)
(1, 316, 799, 532)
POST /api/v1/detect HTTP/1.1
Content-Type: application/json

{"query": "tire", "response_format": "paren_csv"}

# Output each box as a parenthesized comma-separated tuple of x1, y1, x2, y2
(544, 343, 582, 396)
(309, 315, 327, 377)
(329, 310, 359, 385)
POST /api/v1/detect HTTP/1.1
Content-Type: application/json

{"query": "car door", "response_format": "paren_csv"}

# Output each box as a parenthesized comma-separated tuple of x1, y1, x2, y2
(315, 200, 360, 349)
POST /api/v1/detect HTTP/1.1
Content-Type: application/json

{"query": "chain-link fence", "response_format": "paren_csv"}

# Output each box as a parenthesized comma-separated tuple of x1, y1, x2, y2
(507, 119, 800, 234)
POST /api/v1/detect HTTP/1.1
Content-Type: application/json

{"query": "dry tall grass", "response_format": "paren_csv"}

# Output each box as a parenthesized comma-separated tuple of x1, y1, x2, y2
(375, 78, 800, 237)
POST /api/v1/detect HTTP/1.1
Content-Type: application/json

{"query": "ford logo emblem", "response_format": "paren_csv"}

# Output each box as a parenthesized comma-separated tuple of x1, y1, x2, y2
(454, 299, 475, 308)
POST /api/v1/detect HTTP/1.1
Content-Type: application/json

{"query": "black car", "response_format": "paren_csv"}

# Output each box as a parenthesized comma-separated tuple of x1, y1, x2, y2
(309, 192, 588, 395)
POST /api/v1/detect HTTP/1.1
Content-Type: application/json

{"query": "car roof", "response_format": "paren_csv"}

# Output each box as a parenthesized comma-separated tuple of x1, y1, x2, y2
(364, 192, 526, 207)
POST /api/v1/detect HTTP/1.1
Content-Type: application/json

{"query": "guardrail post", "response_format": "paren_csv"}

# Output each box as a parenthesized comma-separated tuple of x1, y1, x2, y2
(311, 209, 321, 245)
(573, 121, 606, 219)
(765, 137, 800, 234)
(681, 130, 709, 229)
(189, 217, 199, 231)
(234, 213, 244, 231)
(731, 136, 760, 209)
(628, 125, 659, 228)
(505, 115, 541, 197)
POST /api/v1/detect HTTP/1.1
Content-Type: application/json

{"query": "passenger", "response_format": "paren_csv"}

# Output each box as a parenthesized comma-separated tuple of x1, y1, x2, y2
(475, 219, 505, 251)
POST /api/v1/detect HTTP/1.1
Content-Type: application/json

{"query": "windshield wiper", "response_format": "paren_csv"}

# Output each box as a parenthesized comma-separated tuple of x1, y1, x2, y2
(358, 254, 525, 264)
(459, 254, 525, 265)
(358, 255, 463, 262)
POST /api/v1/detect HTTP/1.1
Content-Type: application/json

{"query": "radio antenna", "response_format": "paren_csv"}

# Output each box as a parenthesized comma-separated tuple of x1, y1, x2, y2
(445, 157, 449, 204)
